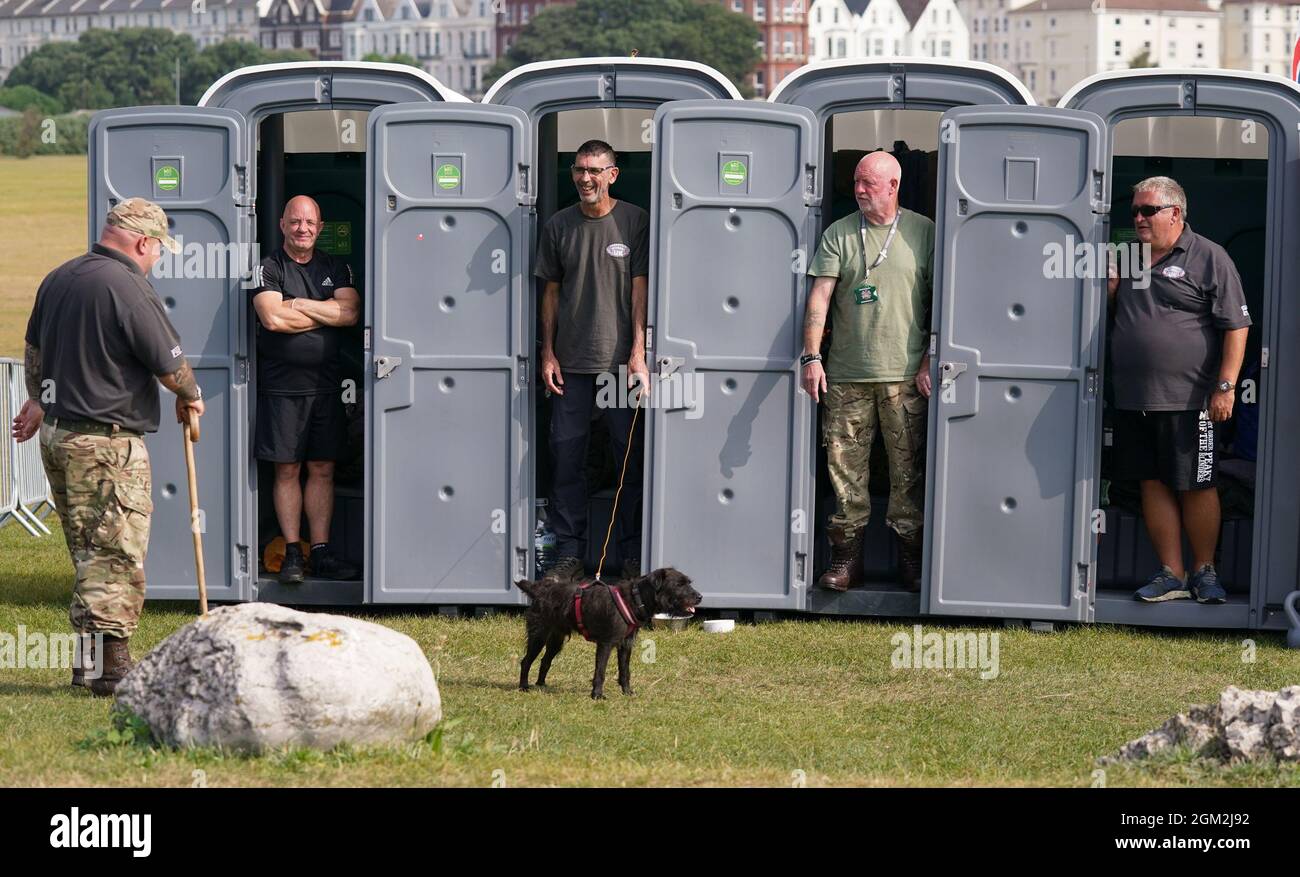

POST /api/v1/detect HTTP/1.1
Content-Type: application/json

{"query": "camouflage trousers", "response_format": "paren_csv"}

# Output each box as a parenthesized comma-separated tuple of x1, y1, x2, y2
(39, 422, 153, 639)
(823, 380, 928, 538)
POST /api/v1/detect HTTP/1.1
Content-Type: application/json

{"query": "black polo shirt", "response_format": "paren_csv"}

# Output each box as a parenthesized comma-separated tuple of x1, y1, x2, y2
(251, 248, 355, 395)
(1110, 223, 1251, 411)
(24, 244, 184, 433)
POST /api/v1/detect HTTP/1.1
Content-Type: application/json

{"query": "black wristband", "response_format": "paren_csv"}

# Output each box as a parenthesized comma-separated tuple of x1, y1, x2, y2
(800, 353, 822, 368)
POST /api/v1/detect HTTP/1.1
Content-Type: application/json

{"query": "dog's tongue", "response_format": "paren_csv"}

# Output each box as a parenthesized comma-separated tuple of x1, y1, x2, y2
(685, 605, 696, 615)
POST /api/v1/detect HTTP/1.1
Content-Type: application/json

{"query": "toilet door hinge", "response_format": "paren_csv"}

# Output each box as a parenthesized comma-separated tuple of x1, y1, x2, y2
(517, 357, 528, 387)
(645, 326, 654, 351)
(374, 356, 401, 380)
(1261, 347, 1269, 368)
(1086, 370, 1099, 398)
(236, 357, 249, 384)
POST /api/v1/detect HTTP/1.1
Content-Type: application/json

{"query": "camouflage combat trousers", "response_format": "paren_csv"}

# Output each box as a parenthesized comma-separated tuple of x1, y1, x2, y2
(823, 380, 927, 538)
(39, 422, 153, 639)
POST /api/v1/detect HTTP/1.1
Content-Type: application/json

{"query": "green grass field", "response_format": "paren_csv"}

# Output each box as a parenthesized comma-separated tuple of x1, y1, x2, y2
(2, 153, 1299, 787)
(0, 156, 88, 359)
(3, 525, 1299, 787)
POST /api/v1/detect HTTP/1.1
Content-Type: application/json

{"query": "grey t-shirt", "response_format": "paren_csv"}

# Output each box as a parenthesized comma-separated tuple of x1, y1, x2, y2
(25, 244, 184, 433)
(534, 200, 649, 373)
(1110, 224, 1252, 411)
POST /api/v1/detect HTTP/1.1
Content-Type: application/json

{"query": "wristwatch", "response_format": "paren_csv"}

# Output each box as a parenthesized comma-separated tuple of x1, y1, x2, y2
(1216, 380, 1234, 393)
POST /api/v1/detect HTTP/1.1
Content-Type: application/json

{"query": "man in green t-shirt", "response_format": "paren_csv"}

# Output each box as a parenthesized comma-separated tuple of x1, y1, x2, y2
(801, 151, 935, 591)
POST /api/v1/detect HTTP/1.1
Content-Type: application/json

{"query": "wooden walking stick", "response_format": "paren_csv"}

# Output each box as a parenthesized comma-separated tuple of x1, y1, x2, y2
(183, 407, 208, 615)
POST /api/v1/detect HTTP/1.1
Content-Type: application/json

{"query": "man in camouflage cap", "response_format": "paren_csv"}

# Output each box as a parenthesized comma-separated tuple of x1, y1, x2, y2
(11, 197, 202, 695)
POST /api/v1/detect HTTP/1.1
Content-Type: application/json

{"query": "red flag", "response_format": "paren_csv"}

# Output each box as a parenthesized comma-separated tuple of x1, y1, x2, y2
(1292, 34, 1300, 81)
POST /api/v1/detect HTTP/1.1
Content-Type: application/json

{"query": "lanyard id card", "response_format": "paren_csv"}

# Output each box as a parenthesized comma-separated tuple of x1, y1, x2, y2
(855, 210, 900, 305)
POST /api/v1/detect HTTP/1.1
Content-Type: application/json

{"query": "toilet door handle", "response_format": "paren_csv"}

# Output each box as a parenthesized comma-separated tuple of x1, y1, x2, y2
(375, 356, 402, 380)
(939, 360, 967, 388)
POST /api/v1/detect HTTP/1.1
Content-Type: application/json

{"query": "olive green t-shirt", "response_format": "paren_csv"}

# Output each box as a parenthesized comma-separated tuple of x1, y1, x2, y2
(808, 208, 935, 382)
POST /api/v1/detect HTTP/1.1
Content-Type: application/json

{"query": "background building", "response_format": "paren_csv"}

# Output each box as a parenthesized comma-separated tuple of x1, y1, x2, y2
(999, 0, 1220, 104)
(808, 0, 970, 62)
(0, 0, 262, 82)
(343, 0, 493, 97)
(1221, 0, 1300, 75)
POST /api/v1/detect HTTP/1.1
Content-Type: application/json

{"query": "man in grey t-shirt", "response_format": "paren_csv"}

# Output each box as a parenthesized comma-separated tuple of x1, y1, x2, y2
(535, 139, 650, 582)
(1107, 176, 1251, 605)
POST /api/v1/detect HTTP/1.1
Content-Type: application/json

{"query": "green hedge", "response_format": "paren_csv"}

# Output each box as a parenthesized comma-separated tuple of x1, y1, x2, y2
(0, 111, 89, 156)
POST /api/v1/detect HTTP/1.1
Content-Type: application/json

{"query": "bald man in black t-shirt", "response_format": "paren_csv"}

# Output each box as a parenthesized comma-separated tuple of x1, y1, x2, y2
(251, 195, 360, 584)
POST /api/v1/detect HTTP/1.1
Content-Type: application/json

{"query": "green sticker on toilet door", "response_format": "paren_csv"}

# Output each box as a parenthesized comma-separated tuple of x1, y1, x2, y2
(155, 165, 180, 192)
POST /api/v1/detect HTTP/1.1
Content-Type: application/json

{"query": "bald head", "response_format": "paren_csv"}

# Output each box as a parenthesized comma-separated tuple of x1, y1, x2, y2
(280, 195, 323, 259)
(854, 152, 902, 224)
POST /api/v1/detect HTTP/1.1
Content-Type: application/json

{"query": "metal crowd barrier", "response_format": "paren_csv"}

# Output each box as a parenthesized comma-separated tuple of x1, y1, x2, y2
(1, 358, 53, 537)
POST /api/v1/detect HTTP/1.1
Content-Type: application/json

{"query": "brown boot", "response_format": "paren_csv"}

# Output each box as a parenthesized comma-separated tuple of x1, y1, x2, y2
(88, 636, 134, 698)
(898, 531, 924, 592)
(71, 633, 94, 689)
(818, 525, 865, 591)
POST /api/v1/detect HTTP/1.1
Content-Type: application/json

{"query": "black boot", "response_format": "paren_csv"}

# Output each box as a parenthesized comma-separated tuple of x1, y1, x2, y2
(281, 542, 306, 584)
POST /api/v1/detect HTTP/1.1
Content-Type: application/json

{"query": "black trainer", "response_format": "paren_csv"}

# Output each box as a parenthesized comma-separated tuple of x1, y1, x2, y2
(309, 545, 359, 581)
(280, 542, 306, 584)
(546, 555, 584, 583)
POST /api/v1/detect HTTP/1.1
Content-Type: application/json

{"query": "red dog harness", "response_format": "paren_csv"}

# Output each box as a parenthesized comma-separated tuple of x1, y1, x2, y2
(574, 579, 640, 642)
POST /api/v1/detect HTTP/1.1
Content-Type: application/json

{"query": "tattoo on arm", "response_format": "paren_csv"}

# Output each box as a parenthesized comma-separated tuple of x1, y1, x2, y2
(159, 360, 201, 402)
(24, 342, 41, 401)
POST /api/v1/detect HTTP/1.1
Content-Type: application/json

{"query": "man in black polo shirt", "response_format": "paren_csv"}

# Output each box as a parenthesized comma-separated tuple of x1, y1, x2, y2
(251, 195, 360, 583)
(1107, 176, 1251, 605)
(535, 139, 650, 583)
(12, 198, 204, 695)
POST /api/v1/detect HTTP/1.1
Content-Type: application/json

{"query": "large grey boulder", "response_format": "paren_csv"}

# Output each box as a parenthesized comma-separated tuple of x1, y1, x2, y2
(115, 603, 441, 753)
(1105, 685, 1300, 765)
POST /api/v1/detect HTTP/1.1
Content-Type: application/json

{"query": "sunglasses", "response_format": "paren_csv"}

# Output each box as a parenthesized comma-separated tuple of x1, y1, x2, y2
(1131, 204, 1176, 218)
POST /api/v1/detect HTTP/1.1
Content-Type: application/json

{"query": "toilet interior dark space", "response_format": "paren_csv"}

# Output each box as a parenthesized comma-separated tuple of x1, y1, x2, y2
(532, 109, 654, 578)
(252, 110, 368, 589)
(1097, 116, 1266, 600)
(813, 109, 942, 592)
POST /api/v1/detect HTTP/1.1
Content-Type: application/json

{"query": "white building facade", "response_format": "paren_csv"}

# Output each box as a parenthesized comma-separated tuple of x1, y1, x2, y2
(342, 0, 493, 97)
(0, 0, 263, 83)
(1005, 0, 1220, 104)
(1221, 0, 1300, 75)
(808, 0, 969, 61)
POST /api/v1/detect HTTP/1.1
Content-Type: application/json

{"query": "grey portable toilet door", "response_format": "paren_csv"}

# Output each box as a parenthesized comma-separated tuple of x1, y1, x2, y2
(367, 102, 533, 604)
(87, 107, 252, 602)
(645, 100, 818, 610)
(924, 105, 1108, 622)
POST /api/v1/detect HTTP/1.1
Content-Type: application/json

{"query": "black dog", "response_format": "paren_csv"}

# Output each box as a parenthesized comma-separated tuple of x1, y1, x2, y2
(516, 568, 701, 699)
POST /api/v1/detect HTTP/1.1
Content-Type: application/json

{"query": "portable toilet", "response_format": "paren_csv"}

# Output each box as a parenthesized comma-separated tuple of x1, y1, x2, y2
(87, 62, 467, 607)
(1055, 69, 1300, 632)
(362, 57, 742, 607)
(639, 59, 1033, 613)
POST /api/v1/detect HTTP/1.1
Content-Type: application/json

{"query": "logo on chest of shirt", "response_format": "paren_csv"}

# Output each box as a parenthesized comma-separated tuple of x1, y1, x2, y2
(605, 243, 630, 258)
(1161, 265, 1186, 280)
(321, 277, 335, 287)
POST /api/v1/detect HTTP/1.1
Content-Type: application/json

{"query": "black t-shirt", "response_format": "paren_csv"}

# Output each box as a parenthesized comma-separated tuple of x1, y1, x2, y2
(252, 248, 356, 395)
(534, 201, 649, 373)
(24, 244, 184, 433)
(1110, 224, 1252, 411)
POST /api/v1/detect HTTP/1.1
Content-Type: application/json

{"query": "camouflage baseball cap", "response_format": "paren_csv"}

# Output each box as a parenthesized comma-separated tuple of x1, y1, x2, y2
(106, 198, 180, 254)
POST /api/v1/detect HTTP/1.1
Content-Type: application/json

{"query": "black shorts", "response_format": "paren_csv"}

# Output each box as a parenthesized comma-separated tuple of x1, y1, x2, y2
(1111, 408, 1216, 491)
(254, 392, 347, 463)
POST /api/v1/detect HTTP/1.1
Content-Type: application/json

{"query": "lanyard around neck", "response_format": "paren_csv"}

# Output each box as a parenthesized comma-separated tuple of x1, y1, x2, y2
(859, 210, 901, 282)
